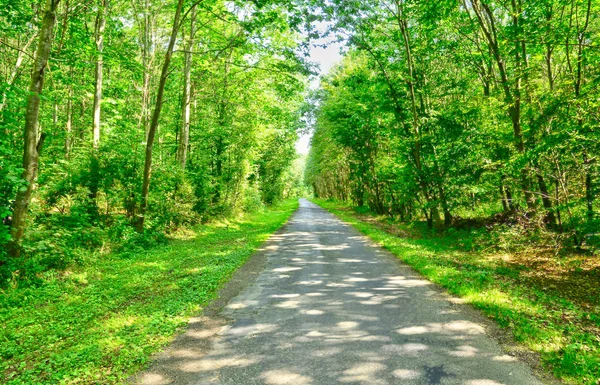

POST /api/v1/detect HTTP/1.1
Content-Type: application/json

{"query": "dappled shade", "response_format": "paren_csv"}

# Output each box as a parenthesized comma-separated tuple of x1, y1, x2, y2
(136, 200, 541, 385)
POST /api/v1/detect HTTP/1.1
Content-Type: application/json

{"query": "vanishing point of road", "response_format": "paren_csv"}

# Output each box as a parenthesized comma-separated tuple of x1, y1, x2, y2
(136, 199, 545, 385)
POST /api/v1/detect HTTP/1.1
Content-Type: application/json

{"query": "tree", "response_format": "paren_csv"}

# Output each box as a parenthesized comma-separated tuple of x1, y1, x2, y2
(89, 0, 109, 210)
(137, 0, 186, 231)
(307, 0, 600, 236)
(8, 0, 62, 258)
(177, 5, 196, 170)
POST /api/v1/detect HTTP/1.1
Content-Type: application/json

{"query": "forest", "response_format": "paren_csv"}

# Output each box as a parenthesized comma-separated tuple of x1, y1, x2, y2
(1, 0, 600, 384)
(307, 0, 600, 238)
(0, 0, 310, 283)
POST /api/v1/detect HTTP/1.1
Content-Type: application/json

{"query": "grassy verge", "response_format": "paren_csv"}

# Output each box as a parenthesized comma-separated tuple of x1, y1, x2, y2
(0, 199, 298, 385)
(313, 199, 599, 385)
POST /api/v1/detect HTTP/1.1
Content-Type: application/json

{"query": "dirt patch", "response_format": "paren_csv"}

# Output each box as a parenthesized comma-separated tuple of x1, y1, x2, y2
(503, 251, 600, 311)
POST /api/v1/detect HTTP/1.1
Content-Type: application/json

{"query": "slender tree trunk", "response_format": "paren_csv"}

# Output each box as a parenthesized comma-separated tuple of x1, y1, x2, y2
(505, 185, 514, 210)
(177, 5, 196, 170)
(8, 0, 61, 258)
(0, 34, 38, 113)
(78, 96, 85, 141)
(563, 0, 593, 223)
(53, 102, 58, 127)
(137, 0, 185, 231)
(545, 40, 554, 92)
(537, 173, 556, 225)
(510, 0, 535, 210)
(138, 0, 153, 138)
(430, 143, 452, 226)
(538, 16, 558, 225)
(141, 73, 151, 138)
(577, 1, 593, 221)
(89, 0, 108, 212)
(393, 0, 439, 227)
(499, 174, 514, 212)
(92, 0, 107, 150)
(214, 136, 224, 204)
(500, 183, 508, 212)
(65, 84, 73, 159)
(584, 152, 594, 221)
(555, 178, 563, 230)
(394, 0, 421, 172)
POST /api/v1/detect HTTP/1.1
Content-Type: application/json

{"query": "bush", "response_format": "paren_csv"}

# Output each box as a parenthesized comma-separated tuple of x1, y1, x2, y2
(112, 223, 167, 257)
(243, 184, 265, 213)
(148, 165, 200, 231)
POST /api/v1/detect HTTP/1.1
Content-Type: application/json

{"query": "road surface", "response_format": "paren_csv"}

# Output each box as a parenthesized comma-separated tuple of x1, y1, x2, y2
(136, 199, 545, 385)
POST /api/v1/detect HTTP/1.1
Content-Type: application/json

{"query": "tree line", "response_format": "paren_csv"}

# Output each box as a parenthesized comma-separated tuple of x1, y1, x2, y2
(306, 0, 600, 240)
(0, 0, 309, 281)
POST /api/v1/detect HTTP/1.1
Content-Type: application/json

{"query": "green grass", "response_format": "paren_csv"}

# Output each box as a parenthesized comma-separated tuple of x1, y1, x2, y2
(0, 199, 298, 385)
(313, 199, 600, 385)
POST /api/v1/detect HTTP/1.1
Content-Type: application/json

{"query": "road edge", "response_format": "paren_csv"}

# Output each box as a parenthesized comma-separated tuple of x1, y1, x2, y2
(308, 198, 563, 385)
(129, 201, 301, 385)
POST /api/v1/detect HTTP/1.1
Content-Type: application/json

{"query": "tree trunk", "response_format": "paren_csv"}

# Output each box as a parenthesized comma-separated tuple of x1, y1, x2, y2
(65, 78, 73, 159)
(138, 0, 154, 138)
(137, 0, 185, 231)
(0, 33, 38, 113)
(394, 0, 421, 172)
(89, 0, 108, 212)
(572, 1, 593, 222)
(505, 186, 514, 210)
(177, 5, 196, 170)
(8, 0, 61, 258)
(393, 0, 438, 227)
(92, 0, 107, 150)
(537, 173, 556, 225)
(53, 102, 58, 128)
(584, 152, 594, 221)
(554, 178, 563, 230)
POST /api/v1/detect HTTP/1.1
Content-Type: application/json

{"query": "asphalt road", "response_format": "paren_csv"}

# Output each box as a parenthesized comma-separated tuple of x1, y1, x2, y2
(136, 199, 545, 385)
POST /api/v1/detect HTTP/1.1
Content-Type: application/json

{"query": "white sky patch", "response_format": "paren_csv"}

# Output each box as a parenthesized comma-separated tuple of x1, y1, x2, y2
(296, 22, 344, 155)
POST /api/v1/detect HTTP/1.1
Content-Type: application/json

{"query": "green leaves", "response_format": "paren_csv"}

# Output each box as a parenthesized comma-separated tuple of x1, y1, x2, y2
(307, 0, 600, 234)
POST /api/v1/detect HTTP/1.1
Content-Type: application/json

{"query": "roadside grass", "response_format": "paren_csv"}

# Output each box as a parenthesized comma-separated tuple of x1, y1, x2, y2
(0, 199, 298, 385)
(313, 199, 600, 385)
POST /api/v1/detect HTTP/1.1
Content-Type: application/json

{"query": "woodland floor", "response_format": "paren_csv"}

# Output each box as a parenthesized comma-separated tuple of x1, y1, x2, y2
(351, 211, 600, 313)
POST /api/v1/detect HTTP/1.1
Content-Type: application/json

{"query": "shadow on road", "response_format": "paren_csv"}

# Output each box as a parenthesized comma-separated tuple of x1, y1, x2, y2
(134, 200, 543, 385)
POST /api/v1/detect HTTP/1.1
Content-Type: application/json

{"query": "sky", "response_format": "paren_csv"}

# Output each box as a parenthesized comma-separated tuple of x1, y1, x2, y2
(294, 29, 344, 155)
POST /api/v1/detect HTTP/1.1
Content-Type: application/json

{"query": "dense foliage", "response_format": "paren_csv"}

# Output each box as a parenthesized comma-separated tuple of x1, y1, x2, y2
(306, 0, 600, 243)
(0, 0, 308, 283)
